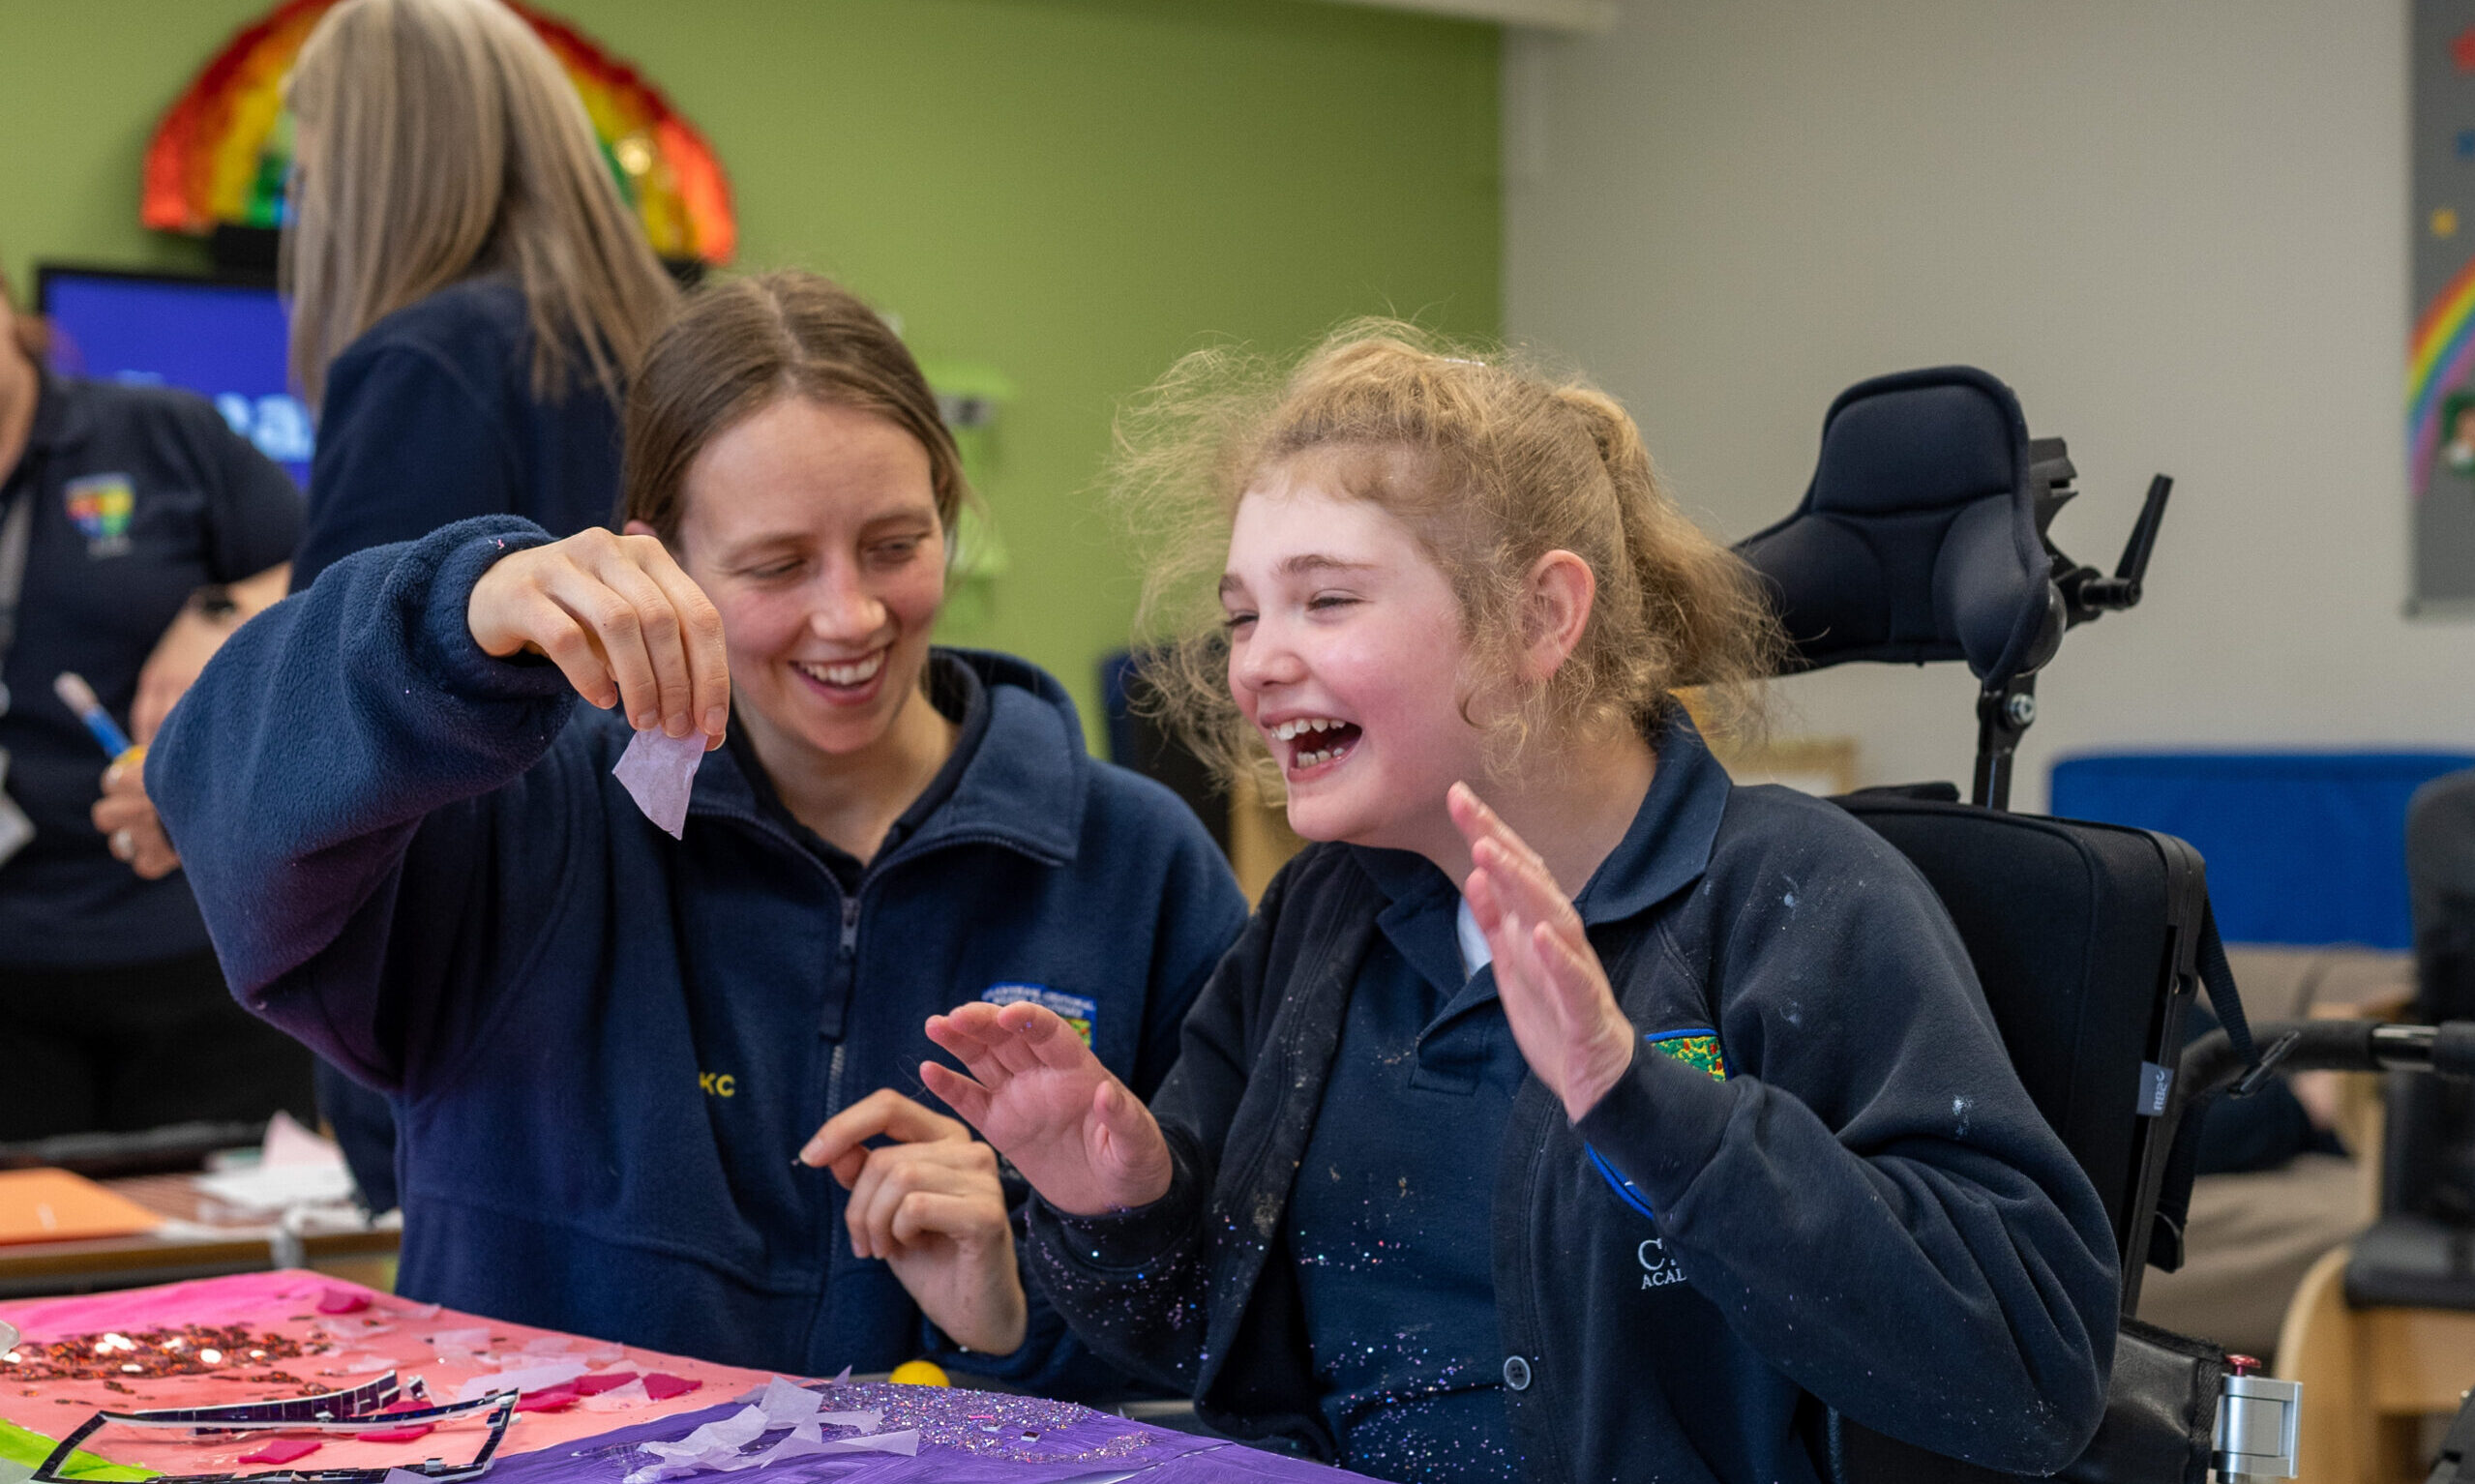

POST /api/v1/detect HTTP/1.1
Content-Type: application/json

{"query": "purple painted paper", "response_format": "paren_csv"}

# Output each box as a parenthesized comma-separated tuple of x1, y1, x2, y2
(484, 1382, 1376, 1484)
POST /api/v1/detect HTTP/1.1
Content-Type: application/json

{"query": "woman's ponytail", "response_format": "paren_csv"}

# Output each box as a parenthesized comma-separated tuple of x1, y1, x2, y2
(1551, 384, 1782, 729)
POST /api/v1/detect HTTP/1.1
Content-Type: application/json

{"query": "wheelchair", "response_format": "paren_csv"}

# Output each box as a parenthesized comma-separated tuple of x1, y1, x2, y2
(1743, 366, 2475, 1483)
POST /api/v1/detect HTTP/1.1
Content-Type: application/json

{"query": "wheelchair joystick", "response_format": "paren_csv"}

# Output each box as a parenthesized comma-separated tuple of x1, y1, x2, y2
(2055, 472, 2174, 625)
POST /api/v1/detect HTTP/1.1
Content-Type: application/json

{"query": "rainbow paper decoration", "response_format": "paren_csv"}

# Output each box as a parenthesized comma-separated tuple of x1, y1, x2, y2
(2408, 254, 2475, 498)
(141, 0, 733, 265)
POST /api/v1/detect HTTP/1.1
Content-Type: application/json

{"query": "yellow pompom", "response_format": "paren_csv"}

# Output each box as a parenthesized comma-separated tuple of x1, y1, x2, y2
(886, 1360, 949, 1387)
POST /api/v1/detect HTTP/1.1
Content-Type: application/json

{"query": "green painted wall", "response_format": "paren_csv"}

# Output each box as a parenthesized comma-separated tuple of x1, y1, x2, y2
(0, 0, 1502, 744)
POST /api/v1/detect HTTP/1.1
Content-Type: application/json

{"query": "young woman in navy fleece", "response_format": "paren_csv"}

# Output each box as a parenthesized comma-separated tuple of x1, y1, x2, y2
(924, 327, 2121, 1483)
(144, 271, 1248, 1389)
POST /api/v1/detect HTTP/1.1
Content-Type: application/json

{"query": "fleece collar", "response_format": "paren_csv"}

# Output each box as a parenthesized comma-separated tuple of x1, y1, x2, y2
(682, 646, 1088, 867)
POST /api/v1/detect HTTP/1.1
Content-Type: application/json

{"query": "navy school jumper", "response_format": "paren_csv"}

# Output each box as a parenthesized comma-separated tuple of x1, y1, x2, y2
(1029, 714, 2119, 1483)
(146, 517, 1250, 1387)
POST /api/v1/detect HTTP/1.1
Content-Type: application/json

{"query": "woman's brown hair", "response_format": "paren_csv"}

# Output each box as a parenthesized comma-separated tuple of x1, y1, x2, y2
(1117, 319, 1782, 791)
(622, 270, 968, 546)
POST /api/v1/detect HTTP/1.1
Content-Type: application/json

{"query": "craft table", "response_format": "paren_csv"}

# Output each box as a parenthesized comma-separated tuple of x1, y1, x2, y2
(0, 1178, 397, 1300)
(0, 1272, 1378, 1484)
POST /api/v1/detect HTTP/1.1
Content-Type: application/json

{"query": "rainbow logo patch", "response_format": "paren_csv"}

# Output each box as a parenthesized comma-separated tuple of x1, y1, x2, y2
(64, 474, 134, 557)
(1590, 1026, 1730, 1223)
(1645, 1028, 1727, 1081)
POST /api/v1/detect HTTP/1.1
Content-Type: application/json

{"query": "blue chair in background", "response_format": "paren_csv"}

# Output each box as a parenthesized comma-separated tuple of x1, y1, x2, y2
(2052, 753, 2475, 952)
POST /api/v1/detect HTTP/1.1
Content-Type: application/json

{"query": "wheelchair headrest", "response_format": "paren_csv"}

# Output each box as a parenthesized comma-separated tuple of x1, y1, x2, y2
(1735, 366, 2062, 688)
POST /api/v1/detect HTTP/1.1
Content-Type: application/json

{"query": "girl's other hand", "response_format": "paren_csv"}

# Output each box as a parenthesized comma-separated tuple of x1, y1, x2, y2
(1450, 782, 1638, 1123)
(797, 1089, 1026, 1356)
(466, 529, 730, 747)
(921, 1002, 1174, 1219)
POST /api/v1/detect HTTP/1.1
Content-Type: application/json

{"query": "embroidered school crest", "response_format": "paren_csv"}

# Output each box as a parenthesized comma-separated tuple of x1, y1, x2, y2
(1588, 1027, 1728, 1225)
(1645, 1028, 1727, 1081)
(980, 983, 1096, 1048)
(64, 474, 134, 558)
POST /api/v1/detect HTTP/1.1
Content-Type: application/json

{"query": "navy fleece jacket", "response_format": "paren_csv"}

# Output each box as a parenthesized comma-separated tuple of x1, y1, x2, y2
(1029, 716, 2119, 1482)
(148, 517, 1248, 1385)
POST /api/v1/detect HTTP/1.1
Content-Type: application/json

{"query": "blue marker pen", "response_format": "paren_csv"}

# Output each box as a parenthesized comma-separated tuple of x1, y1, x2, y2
(52, 672, 136, 761)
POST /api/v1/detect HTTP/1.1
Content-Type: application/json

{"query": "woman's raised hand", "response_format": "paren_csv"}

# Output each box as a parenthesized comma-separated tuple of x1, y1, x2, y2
(797, 1089, 1026, 1356)
(467, 529, 729, 746)
(922, 1002, 1174, 1219)
(1450, 782, 1638, 1123)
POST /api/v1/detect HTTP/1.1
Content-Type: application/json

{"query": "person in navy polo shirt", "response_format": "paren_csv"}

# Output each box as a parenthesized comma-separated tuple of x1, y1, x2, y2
(0, 271, 310, 1139)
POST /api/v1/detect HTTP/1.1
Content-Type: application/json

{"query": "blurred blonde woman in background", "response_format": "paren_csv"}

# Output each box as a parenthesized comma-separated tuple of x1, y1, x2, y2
(101, 0, 678, 1209)
(282, 0, 679, 581)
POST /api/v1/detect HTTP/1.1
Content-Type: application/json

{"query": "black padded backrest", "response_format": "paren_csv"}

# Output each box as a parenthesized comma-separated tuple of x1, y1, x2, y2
(1832, 795, 2204, 1297)
(1737, 367, 2059, 688)
(1821, 798, 2208, 1484)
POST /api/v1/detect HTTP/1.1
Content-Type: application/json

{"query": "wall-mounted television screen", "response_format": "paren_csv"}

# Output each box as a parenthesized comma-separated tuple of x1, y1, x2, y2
(35, 266, 310, 487)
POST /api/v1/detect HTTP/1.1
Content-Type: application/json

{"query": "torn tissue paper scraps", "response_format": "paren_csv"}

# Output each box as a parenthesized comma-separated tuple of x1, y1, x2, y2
(455, 1360, 591, 1403)
(622, 1377, 915, 1484)
(613, 727, 705, 840)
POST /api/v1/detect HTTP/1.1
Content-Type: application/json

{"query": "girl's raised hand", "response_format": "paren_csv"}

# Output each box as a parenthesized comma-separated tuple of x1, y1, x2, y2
(466, 528, 730, 746)
(1450, 782, 1638, 1123)
(922, 1002, 1174, 1219)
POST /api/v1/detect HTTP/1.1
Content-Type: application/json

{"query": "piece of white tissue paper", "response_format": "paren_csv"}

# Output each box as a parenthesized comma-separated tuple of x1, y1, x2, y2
(457, 1360, 590, 1403)
(582, 1378, 652, 1413)
(613, 727, 705, 840)
(623, 1378, 912, 1483)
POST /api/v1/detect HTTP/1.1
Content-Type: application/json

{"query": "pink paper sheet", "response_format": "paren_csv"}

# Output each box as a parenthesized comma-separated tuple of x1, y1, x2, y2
(0, 1271, 779, 1474)
(612, 728, 705, 839)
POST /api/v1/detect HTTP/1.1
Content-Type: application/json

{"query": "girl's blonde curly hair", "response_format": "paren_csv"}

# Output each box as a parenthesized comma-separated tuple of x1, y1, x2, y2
(1117, 320, 1782, 796)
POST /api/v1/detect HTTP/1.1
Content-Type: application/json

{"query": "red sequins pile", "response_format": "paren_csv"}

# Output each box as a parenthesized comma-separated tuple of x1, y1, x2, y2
(1, 1325, 306, 1381)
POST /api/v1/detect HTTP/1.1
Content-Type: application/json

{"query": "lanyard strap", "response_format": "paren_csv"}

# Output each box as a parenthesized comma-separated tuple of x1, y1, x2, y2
(0, 476, 33, 719)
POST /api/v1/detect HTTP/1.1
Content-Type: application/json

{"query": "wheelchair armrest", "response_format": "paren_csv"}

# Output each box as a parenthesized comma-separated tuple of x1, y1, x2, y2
(2176, 1020, 2475, 1106)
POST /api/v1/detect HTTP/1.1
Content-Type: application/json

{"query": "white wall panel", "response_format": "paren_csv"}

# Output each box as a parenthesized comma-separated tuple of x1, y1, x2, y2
(1505, 2, 2463, 810)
